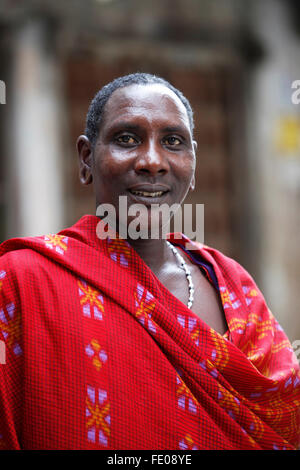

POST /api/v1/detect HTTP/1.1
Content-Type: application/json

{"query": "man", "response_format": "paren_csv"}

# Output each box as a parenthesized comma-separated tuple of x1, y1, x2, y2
(0, 73, 299, 450)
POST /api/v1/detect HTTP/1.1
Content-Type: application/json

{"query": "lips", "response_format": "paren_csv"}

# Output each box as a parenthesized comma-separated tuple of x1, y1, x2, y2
(130, 190, 165, 197)
(128, 183, 170, 198)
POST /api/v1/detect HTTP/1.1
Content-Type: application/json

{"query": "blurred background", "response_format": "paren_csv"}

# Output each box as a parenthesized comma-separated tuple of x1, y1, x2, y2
(0, 0, 299, 342)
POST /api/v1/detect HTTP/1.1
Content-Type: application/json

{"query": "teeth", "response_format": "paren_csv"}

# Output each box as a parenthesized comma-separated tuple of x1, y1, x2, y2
(131, 190, 165, 197)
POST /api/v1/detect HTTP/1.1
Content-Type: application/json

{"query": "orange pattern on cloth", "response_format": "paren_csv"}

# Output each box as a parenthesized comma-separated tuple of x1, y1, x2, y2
(0, 215, 299, 450)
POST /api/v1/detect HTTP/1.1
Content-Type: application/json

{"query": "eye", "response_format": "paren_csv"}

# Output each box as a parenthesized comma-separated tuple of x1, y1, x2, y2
(115, 134, 138, 145)
(163, 136, 182, 147)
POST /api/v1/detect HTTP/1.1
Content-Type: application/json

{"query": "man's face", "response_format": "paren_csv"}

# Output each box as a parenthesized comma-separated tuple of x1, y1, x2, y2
(79, 83, 196, 231)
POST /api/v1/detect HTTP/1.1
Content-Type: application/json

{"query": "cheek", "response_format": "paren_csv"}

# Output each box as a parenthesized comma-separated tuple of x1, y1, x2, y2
(93, 158, 119, 180)
(95, 149, 134, 176)
(174, 158, 195, 180)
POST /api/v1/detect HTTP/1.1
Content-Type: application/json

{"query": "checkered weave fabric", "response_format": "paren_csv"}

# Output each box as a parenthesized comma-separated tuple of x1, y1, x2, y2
(0, 215, 299, 450)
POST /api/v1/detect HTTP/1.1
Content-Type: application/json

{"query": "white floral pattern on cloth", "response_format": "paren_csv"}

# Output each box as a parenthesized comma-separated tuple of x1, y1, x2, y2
(107, 237, 131, 268)
(78, 279, 104, 320)
(134, 283, 157, 334)
(43, 234, 68, 255)
(0, 302, 22, 357)
(86, 386, 110, 447)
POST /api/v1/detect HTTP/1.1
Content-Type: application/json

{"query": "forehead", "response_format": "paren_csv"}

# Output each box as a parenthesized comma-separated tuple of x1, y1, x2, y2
(101, 83, 191, 132)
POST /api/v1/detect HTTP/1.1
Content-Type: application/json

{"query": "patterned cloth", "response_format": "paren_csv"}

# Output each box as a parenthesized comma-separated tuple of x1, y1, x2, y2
(0, 215, 299, 450)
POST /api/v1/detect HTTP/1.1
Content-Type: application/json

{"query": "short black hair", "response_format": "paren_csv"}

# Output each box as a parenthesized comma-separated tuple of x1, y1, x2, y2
(84, 72, 194, 146)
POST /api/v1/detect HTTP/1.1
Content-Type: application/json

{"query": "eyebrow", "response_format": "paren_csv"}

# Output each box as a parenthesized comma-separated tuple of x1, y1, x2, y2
(160, 126, 189, 135)
(109, 122, 143, 133)
(108, 122, 189, 135)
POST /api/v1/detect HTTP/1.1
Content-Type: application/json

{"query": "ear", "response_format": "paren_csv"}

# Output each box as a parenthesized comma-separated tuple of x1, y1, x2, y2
(77, 135, 93, 185)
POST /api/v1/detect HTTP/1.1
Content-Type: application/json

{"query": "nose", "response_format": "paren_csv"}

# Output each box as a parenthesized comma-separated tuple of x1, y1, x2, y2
(134, 140, 169, 176)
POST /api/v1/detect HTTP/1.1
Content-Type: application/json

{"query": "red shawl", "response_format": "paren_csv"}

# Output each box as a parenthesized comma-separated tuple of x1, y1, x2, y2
(0, 215, 299, 450)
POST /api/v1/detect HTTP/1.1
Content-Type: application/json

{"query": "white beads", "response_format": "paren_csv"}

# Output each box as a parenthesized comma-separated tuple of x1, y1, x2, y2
(166, 241, 194, 310)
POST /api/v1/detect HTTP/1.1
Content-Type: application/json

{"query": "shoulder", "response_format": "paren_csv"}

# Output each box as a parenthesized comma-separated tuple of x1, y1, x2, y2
(191, 241, 267, 311)
(192, 241, 257, 285)
(171, 234, 260, 292)
(0, 250, 50, 301)
(195, 243, 273, 321)
(0, 238, 62, 293)
(0, 246, 47, 273)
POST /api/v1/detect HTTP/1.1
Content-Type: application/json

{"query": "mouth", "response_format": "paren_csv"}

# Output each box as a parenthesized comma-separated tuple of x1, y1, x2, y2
(127, 183, 170, 201)
(129, 189, 167, 198)
(127, 187, 170, 206)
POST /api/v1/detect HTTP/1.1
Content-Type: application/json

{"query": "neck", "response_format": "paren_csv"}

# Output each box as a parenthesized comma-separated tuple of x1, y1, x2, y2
(127, 237, 173, 274)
